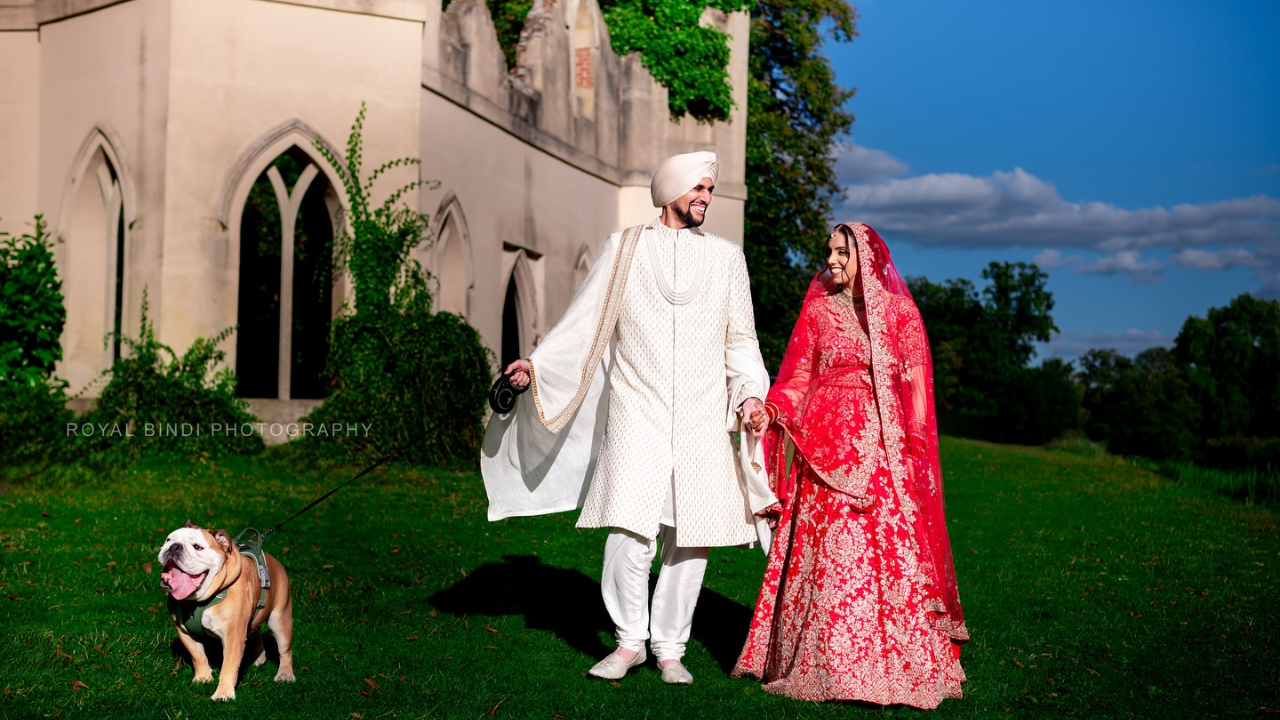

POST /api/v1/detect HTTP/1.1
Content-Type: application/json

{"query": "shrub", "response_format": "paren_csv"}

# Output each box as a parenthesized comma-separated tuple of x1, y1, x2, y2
(73, 290, 263, 460)
(1202, 436, 1280, 475)
(303, 104, 493, 468)
(0, 216, 65, 384)
(0, 216, 73, 459)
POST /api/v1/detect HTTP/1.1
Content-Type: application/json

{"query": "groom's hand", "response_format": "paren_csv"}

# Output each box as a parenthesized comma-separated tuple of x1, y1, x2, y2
(504, 359, 531, 388)
(741, 397, 768, 438)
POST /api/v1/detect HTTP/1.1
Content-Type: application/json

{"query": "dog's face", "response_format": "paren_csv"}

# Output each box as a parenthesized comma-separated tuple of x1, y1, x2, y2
(158, 521, 231, 600)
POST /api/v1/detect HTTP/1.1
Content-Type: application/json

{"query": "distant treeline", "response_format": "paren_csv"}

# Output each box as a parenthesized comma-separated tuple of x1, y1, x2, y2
(912, 264, 1280, 474)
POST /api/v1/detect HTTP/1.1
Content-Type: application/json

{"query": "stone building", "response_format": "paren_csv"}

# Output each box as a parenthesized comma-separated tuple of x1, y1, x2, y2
(0, 0, 747, 421)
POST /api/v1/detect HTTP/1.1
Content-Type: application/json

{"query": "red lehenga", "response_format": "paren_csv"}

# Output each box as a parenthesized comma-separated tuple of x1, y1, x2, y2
(733, 223, 967, 708)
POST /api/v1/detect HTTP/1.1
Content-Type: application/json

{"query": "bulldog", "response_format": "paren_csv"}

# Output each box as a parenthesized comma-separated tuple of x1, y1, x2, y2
(158, 521, 295, 701)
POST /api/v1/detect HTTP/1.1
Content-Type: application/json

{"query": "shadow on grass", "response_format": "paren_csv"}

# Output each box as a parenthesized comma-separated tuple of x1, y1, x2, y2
(427, 554, 753, 673)
(168, 632, 286, 685)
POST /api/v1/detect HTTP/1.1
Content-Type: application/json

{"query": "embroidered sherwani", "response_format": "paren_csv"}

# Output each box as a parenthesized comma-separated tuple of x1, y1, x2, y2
(481, 221, 776, 548)
(577, 222, 763, 547)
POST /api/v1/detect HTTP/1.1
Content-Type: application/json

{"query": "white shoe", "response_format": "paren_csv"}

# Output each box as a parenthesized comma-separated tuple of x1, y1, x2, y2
(588, 647, 646, 680)
(659, 660, 693, 685)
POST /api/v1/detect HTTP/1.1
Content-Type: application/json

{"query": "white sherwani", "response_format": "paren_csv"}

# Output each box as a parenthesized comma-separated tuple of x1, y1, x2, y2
(481, 221, 776, 549)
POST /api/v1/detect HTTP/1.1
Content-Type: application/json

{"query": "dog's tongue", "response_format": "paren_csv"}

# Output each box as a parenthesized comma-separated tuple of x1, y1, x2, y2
(162, 564, 207, 600)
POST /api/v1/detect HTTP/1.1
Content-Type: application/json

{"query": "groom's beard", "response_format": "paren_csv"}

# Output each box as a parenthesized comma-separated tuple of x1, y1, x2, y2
(675, 202, 706, 228)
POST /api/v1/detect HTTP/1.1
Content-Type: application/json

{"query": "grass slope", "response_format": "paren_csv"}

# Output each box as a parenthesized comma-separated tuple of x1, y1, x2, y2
(1, 438, 1276, 719)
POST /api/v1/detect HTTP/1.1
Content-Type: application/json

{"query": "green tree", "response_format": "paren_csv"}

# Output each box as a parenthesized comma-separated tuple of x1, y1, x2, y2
(1174, 293, 1280, 439)
(1078, 347, 1197, 459)
(906, 276, 982, 412)
(744, 0, 857, 368)
(910, 262, 1056, 424)
(998, 358, 1081, 446)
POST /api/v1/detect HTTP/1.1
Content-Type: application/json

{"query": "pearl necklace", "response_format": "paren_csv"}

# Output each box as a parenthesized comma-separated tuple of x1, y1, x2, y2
(644, 219, 706, 305)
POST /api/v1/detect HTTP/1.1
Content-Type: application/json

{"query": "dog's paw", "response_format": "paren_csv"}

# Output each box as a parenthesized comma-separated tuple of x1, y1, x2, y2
(274, 671, 296, 683)
(192, 673, 214, 684)
(210, 688, 236, 701)
(253, 653, 267, 666)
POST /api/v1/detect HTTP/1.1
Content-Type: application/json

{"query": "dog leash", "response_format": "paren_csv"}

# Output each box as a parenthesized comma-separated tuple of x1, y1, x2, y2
(259, 424, 438, 542)
(225, 424, 436, 624)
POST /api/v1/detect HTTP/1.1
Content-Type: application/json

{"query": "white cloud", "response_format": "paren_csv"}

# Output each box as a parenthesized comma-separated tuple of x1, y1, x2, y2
(1041, 328, 1173, 360)
(1032, 248, 1081, 269)
(842, 168, 1280, 252)
(836, 145, 1280, 284)
(1074, 250, 1163, 282)
(1171, 248, 1264, 270)
(832, 142, 910, 185)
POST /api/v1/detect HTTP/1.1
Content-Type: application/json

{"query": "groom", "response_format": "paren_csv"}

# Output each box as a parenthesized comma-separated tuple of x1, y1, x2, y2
(481, 151, 776, 685)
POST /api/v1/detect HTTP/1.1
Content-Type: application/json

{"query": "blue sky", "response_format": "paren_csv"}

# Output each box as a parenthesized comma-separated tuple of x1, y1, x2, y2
(824, 0, 1280, 359)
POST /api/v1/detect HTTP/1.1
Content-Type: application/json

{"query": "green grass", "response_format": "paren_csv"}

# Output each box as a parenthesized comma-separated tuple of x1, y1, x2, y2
(1155, 459, 1280, 510)
(1, 438, 1277, 719)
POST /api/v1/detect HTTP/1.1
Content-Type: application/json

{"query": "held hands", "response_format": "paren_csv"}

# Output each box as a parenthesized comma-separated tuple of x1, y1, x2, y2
(754, 502, 783, 530)
(504, 359, 532, 388)
(740, 397, 769, 438)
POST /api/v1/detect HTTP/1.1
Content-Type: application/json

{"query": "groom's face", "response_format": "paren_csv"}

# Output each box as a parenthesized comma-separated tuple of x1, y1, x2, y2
(669, 177, 715, 228)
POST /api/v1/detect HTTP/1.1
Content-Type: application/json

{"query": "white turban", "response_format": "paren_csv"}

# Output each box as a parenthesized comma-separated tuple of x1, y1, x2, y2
(650, 151, 719, 208)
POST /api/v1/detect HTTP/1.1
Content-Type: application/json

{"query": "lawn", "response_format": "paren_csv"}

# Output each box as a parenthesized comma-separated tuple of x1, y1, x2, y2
(1, 437, 1276, 719)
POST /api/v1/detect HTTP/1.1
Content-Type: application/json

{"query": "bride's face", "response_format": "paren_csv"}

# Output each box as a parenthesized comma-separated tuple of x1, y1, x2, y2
(826, 231, 859, 289)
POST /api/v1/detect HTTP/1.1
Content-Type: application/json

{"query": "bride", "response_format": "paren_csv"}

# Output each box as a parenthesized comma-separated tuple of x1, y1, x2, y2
(733, 222, 967, 708)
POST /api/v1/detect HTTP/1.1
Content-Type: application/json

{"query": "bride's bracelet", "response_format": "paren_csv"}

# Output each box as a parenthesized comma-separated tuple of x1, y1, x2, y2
(764, 402, 779, 425)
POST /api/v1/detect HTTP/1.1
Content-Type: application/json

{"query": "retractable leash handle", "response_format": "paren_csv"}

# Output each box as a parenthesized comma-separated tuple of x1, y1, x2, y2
(489, 371, 530, 414)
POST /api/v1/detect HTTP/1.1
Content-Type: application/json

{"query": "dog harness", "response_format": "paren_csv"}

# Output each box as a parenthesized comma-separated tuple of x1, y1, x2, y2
(171, 538, 271, 638)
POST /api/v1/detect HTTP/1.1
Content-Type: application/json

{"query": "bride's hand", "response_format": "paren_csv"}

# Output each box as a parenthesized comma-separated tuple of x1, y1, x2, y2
(754, 502, 783, 530)
(741, 397, 769, 437)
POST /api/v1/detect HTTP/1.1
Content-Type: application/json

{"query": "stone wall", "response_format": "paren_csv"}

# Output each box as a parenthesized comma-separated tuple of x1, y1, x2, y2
(0, 0, 748, 401)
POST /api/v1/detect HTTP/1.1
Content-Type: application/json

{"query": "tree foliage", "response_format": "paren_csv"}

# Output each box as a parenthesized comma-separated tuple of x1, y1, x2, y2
(1174, 293, 1280, 439)
(1078, 347, 1198, 459)
(910, 262, 1056, 423)
(743, 0, 857, 367)
(998, 358, 1080, 447)
(305, 105, 494, 468)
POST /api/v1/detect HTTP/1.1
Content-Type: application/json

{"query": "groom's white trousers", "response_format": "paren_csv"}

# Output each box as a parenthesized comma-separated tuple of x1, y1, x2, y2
(601, 525, 708, 661)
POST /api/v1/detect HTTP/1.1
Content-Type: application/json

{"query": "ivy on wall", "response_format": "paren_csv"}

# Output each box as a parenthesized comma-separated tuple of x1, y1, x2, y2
(600, 0, 752, 121)
(446, 0, 749, 122)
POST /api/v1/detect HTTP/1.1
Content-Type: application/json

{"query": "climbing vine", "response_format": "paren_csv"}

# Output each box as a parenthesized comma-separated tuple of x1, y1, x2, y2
(600, 0, 752, 121)
(306, 104, 494, 468)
